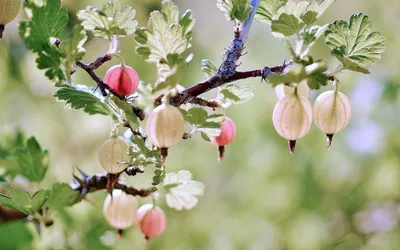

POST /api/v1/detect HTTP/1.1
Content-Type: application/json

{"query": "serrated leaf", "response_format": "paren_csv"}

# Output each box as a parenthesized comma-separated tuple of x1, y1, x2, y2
(300, 11, 318, 25)
(152, 165, 165, 186)
(324, 13, 386, 74)
(19, 0, 69, 82)
(163, 170, 205, 210)
(136, 1, 193, 94)
(0, 188, 50, 215)
(109, 96, 139, 129)
(180, 108, 224, 140)
(201, 59, 217, 78)
(16, 137, 49, 183)
(255, 0, 287, 23)
(77, 0, 138, 39)
(218, 84, 255, 107)
(129, 136, 161, 166)
(217, 0, 253, 22)
(44, 183, 81, 209)
(53, 84, 110, 115)
(302, 24, 328, 46)
(271, 13, 305, 36)
(135, 1, 192, 63)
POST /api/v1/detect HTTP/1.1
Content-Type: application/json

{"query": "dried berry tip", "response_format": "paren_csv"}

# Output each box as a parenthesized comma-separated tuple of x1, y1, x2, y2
(218, 146, 225, 162)
(161, 148, 168, 165)
(326, 134, 334, 149)
(0, 25, 4, 39)
(288, 140, 296, 155)
(118, 229, 124, 239)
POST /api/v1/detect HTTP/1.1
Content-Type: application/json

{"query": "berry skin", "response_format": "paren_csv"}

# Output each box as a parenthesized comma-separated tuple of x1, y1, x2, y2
(136, 204, 167, 240)
(103, 190, 138, 230)
(212, 117, 236, 146)
(272, 93, 313, 154)
(146, 104, 184, 148)
(104, 65, 140, 96)
(99, 136, 130, 174)
(313, 90, 351, 148)
(146, 103, 185, 164)
(0, 0, 20, 25)
(275, 81, 310, 100)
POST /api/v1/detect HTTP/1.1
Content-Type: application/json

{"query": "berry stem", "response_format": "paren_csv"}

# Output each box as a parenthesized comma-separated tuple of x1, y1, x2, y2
(114, 54, 126, 67)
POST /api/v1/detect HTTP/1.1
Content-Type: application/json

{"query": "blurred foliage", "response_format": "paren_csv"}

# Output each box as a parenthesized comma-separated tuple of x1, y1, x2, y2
(0, 0, 400, 249)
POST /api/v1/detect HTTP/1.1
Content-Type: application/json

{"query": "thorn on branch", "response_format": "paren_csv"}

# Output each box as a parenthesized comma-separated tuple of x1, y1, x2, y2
(125, 166, 145, 176)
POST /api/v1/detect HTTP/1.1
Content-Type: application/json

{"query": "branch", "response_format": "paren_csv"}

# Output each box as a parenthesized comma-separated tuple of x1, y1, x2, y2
(162, 64, 288, 107)
(73, 173, 151, 197)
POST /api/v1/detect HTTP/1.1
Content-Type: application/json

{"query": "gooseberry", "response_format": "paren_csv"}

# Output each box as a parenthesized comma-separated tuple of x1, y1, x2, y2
(136, 204, 167, 240)
(313, 90, 351, 148)
(0, 0, 21, 38)
(272, 93, 313, 154)
(99, 136, 130, 174)
(104, 65, 140, 96)
(103, 190, 138, 230)
(211, 117, 236, 161)
(146, 103, 185, 164)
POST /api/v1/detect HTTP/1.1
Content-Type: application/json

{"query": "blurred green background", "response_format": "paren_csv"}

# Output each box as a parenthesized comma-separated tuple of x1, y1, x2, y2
(1, 0, 400, 249)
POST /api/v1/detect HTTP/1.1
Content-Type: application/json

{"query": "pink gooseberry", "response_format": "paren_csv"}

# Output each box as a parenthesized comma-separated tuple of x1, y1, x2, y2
(212, 117, 236, 146)
(136, 204, 167, 240)
(104, 65, 140, 96)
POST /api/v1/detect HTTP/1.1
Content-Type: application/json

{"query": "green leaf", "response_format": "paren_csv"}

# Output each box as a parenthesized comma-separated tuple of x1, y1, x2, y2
(135, 1, 192, 63)
(324, 13, 386, 74)
(16, 137, 49, 182)
(218, 84, 255, 107)
(53, 84, 110, 116)
(129, 136, 161, 167)
(256, 0, 287, 23)
(44, 183, 81, 209)
(19, 0, 69, 82)
(267, 61, 328, 90)
(59, 25, 87, 83)
(300, 11, 318, 25)
(152, 54, 193, 95)
(163, 170, 205, 210)
(136, 1, 194, 94)
(201, 59, 217, 78)
(302, 24, 328, 46)
(217, 0, 253, 22)
(109, 96, 139, 129)
(271, 13, 305, 36)
(0, 188, 50, 215)
(77, 0, 138, 39)
(180, 108, 224, 140)
(152, 165, 165, 186)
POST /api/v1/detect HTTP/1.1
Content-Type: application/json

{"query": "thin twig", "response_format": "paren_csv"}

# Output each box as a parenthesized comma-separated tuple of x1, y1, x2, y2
(73, 173, 151, 197)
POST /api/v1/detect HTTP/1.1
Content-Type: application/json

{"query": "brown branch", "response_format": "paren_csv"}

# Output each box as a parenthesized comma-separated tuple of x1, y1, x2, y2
(73, 173, 151, 197)
(157, 64, 289, 107)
